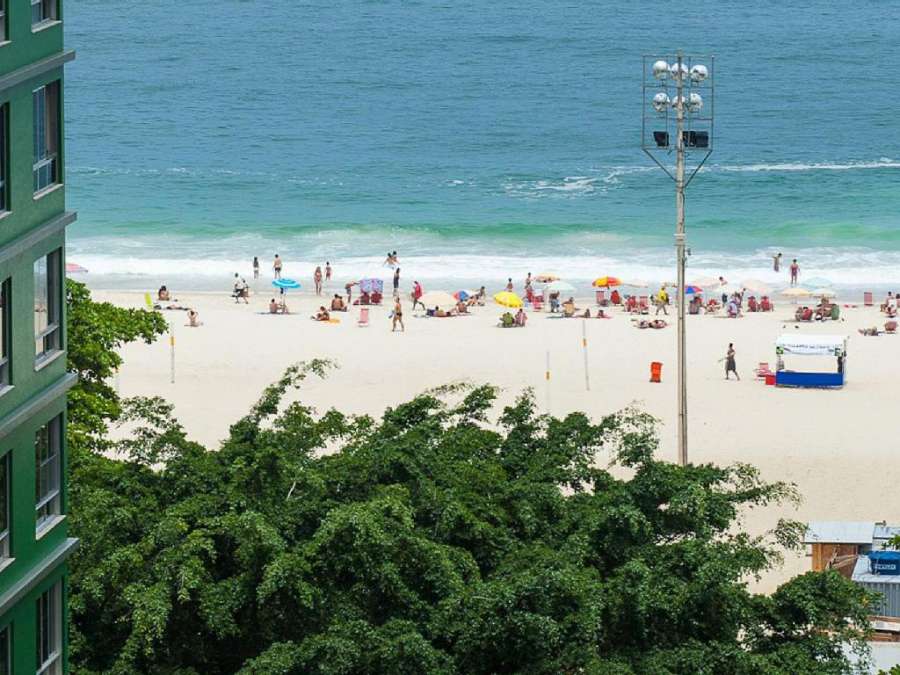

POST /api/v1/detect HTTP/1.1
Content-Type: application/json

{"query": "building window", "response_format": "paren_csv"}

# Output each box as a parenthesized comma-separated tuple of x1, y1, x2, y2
(0, 280, 9, 387)
(0, 0, 7, 43)
(0, 452, 8, 559)
(31, 0, 56, 28)
(0, 624, 8, 675)
(0, 104, 7, 212)
(34, 251, 61, 362)
(33, 82, 60, 194)
(35, 416, 61, 531)
(36, 583, 60, 675)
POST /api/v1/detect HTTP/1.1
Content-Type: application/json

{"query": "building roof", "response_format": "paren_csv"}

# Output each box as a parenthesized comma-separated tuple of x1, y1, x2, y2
(804, 521, 876, 545)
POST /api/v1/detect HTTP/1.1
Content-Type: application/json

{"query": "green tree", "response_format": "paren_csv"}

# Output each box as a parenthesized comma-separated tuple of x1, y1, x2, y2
(66, 355, 874, 674)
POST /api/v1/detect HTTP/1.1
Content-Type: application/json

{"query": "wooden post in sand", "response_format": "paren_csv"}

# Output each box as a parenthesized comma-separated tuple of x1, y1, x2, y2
(582, 320, 591, 391)
(169, 320, 175, 384)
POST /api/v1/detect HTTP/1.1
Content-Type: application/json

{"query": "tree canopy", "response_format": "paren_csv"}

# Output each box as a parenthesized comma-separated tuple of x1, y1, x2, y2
(64, 283, 873, 674)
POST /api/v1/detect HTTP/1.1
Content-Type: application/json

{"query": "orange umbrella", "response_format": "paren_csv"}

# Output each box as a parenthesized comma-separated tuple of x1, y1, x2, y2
(592, 276, 622, 288)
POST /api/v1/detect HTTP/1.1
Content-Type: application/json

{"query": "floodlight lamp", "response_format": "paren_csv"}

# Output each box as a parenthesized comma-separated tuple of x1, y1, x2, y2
(669, 62, 688, 79)
(690, 64, 708, 82)
(652, 92, 670, 112)
(688, 92, 703, 112)
(652, 60, 670, 79)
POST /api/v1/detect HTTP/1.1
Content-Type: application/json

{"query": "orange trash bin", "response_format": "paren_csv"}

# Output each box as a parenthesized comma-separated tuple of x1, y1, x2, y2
(650, 361, 662, 383)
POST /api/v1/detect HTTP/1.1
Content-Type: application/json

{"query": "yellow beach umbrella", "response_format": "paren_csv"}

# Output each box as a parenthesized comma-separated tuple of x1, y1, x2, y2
(494, 291, 523, 308)
(592, 276, 622, 288)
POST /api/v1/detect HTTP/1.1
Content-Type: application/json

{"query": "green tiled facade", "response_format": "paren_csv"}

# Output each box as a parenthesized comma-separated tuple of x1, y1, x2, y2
(0, 0, 78, 673)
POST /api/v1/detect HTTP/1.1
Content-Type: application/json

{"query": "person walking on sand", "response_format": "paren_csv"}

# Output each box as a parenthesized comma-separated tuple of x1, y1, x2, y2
(391, 297, 404, 332)
(273, 254, 283, 279)
(252, 256, 260, 279)
(314, 266, 323, 295)
(393, 267, 401, 297)
(411, 280, 424, 310)
(325, 261, 332, 282)
(655, 286, 669, 315)
(724, 343, 739, 380)
(773, 252, 782, 273)
(506, 278, 513, 292)
(790, 258, 799, 286)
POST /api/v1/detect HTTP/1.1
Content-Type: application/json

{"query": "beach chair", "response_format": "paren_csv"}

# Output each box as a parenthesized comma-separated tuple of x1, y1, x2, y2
(358, 307, 370, 327)
(532, 298, 543, 311)
(755, 362, 773, 378)
(638, 296, 649, 314)
(886, 321, 898, 334)
(864, 292, 873, 307)
(595, 290, 607, 306)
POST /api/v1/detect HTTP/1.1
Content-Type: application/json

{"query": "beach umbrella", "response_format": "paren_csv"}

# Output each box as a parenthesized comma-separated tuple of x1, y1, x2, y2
(781, 287, 811, 297)
(535, 274, 559, 283)
(272, 278, 301, 290)
(544, 280, 576, 293)
(494, 291, 523, 308)
(684, 285, 703, 295)
(454, 290, 471, 301)
(419, 291, 457, 310)
(592, 276, 622, 288)
(691, 275, 720, 288)
(813, 288, 836, 298)
(740, 279, 771, 295)
(65, 262, 88, 275)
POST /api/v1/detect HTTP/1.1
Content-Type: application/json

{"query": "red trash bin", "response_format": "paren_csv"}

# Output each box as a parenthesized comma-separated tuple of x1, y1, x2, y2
(650, 361, 662, 383)
(765, 373, 775, 386)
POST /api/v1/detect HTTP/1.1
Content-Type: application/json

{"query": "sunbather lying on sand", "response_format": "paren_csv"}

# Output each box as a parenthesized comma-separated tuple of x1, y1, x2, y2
(635, 319, 667, 329)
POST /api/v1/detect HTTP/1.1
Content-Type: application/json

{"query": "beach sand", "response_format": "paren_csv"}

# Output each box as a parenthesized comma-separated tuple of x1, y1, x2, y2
(95, 285, 898, 592)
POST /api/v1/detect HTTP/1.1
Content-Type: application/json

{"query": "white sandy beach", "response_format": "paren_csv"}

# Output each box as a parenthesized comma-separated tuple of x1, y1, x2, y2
(95, 283, 899, 592)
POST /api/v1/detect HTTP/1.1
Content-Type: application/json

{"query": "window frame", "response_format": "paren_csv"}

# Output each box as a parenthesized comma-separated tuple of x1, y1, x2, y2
(34, 416, 61, 532)
(34, 250, 61, 364)
(0, 623, 9, 675)
(35, 583, 60, 675)
(0, 279, 9, 388)
(30, 0, 57, 30)
(32, 82, 60, 195)
(0, 452, 8, 560)
(0, 0, 7, 44)
(0, 103, 7, 213)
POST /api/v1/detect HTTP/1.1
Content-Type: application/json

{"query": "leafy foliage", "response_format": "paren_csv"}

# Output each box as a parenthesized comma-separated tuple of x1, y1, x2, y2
(66, 356, 873, 674)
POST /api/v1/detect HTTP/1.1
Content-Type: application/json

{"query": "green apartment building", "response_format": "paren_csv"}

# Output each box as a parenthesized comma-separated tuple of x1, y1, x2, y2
(0, 0, 77, 673)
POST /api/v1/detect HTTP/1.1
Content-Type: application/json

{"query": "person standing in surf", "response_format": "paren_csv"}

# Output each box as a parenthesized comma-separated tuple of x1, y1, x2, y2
(273, 254, 283, 279)
(790, 259, 799, 286)
(314, 266, 323, 295)
(773, 252, 782, 273)
(253, 256, 260, 279)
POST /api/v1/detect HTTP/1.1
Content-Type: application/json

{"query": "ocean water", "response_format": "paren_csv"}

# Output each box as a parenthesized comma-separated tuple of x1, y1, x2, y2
(64, 1, 900, 291)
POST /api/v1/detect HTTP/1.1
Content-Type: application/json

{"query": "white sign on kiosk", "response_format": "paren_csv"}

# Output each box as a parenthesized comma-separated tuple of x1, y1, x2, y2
(774, 334, 847, 388)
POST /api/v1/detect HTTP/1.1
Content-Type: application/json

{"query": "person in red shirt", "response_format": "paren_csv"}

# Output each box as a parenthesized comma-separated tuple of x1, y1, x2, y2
(411, 281, 424, 310)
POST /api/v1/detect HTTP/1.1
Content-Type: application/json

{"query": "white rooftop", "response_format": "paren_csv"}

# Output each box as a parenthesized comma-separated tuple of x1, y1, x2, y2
(804, 521, 876, 545)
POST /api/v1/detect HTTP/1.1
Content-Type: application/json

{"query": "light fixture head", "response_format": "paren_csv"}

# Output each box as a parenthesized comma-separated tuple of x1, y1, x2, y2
(671, 94, 685, 109)
(669, 62, 688, 79)
(652, 60, 669, 79)
(652, 92, 670, 112)
(688, 92, 703, 112)
(690, 64, 709, 82)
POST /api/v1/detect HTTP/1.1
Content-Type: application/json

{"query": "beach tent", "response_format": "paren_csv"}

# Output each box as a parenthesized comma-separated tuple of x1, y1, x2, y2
(774, 334, 847, 388)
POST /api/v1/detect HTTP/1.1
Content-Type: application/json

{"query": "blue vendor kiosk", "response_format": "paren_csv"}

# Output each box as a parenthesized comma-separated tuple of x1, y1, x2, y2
(775, 334, 847, 389)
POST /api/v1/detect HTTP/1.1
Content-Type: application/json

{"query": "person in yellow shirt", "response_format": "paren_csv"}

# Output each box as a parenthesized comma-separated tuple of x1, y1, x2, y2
(656, 287, 669, 315)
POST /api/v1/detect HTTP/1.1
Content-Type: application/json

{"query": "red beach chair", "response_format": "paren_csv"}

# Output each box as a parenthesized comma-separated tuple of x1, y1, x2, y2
(638, 296, 649, 313)
(596, 290, 607, 306)
(755, 362, 773, 378)
(358, 308, 370, 327)
(864, 292, 873, 307)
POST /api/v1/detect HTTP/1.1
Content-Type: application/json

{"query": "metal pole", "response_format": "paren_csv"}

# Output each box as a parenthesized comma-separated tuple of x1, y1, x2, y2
(582, 320, 591, 391)
(545, 350, 551, 415)
(674, 53, 688, 466)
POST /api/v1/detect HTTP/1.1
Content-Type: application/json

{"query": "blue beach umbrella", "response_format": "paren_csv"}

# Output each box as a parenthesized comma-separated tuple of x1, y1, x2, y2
(684, 285, 702, 295)
(272, 278, 301, 290)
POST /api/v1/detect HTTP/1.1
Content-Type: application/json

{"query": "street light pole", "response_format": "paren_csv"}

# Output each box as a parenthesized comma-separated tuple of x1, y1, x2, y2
(673, 54, 688, 466)
(642, 52, 714, 467)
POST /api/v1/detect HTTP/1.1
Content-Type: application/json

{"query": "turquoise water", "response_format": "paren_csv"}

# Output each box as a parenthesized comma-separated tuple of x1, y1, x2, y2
(64, 1, 900, 289)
